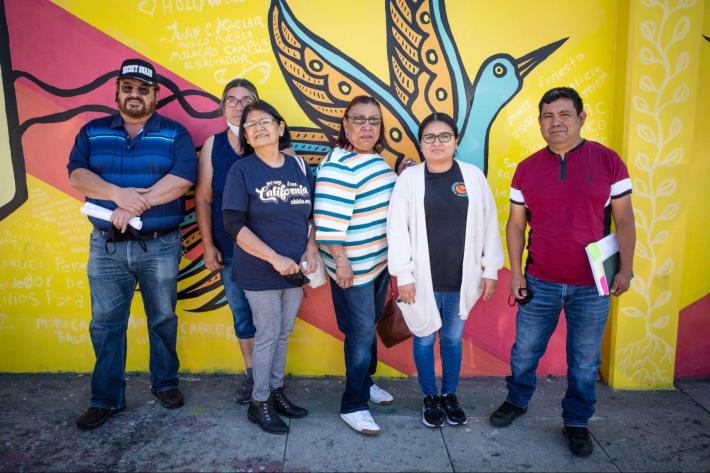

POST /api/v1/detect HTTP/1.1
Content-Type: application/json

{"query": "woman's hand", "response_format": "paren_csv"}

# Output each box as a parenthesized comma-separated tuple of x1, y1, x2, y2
(203, 244, 224, 272)
(335, 261, 354, 289)
(481, 277, 497, 301)
(300, 248, 318, 275)
(271, 254, 300, 275)
(398, 283, 416, 304)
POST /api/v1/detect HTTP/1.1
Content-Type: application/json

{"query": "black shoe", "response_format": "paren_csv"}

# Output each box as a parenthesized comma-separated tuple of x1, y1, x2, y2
(151, 388, 184, 409)
(270, 387, 308, 419)
(422, 395, 445, 428)
(489, 401, 527, 427)
(441, 393, 467, 425)
(234, 373, 253, 405)
(76, 406, 124, 430)
(247, 400, 289, 434)
(564, 426, 594, 457)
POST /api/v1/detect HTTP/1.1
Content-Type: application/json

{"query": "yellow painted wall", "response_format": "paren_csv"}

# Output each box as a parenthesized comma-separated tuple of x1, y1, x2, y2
(1, 0, 707, 387)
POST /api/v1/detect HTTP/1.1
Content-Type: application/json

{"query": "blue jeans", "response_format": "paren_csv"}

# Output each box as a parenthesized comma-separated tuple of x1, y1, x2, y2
(221, 259, 255, 339)
(506, 274, 610, 427)
(413, 291, 465, 396)
(87, 229, 182, 409)
(329, 270, 389, 413)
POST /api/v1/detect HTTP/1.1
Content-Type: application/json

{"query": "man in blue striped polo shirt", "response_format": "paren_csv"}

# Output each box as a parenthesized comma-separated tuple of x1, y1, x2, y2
(68, 58, 197, 429)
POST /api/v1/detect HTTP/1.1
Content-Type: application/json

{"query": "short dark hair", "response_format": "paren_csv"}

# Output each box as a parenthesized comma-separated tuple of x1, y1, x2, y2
(538, 87, 584, 115)
(418, 112, 459, 141)
(219, 78, 259, 113)
(337, 95, 387, 153)
(238, 100, 292, 155)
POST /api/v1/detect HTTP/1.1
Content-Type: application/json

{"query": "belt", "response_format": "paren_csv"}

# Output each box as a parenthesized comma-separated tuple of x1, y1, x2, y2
(93, 226, 178, 242)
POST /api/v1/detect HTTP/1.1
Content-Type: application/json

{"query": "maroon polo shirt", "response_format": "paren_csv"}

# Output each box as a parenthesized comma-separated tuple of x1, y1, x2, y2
(510, 140, 632, 285)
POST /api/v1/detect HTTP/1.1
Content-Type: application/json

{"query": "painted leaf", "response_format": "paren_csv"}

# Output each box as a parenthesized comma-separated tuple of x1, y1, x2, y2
(650, 315, 669, 330)
(671, 17, 690, 43)
(661, 148, 683, 167)
(669, 117, 682, 139)
(633, 152, 650, 172)
(652, 230, 669, 247)
(634, 178, 649, 197)
(657, 202, 680, 221)
(621, 307, 645, 318)
(639, 20, 656, 41)
(655, 257, 674, 276)
(639, 47, 657, 65)
(672, 83, 688, 102)
(632, 96, 649, 113)
(635, 208, 648, 231)
(631, 275, 646, 296)
(654, 178, 676, 197)
(652, 290, 672, 310)
(639, 75, 656, 92)
(635, 241, 650, 260)
(636, 123, 657, 145)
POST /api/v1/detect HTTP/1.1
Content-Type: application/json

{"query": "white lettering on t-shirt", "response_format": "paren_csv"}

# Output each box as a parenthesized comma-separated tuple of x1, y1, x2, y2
(255, 180, 309, 204)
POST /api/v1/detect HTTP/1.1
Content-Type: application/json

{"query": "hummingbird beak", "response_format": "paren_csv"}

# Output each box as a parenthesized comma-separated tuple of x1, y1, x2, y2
(516, 37, 568, 78)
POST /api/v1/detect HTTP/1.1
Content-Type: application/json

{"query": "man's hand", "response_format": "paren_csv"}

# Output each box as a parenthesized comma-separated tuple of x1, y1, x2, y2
(111, 187, 150, 215)
(111, 208, 137, 234)
(481, 278, 497, 301)
(203, 244, 224, 272)
(610, 272, 632, 296)
(509, 273, 527, 300)
(398, 283, 416, 304)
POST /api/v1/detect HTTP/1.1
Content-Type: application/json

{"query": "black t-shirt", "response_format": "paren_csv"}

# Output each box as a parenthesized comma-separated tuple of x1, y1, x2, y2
(424, 161, 469, 292)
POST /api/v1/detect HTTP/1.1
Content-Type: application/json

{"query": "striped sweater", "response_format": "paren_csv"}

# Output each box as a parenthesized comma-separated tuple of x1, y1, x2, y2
(314, 147, 397, 286)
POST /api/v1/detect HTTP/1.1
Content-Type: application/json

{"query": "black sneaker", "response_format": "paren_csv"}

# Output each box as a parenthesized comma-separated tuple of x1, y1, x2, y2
(76, 406, 124, 430)
(441, 393, 467, 425)
(564, 426, 594, 457)
(422, 395, 445, 428)
(247, 400, 289, 434)
(234, 373, 253, 405)
(489, 400, 527, 427)
(270, 387, 308, 419)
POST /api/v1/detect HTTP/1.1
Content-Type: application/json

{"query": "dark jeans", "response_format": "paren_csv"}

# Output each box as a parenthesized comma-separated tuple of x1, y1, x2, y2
(506, 274, 610, 427)
(329, 270, 389, 414)
(87, 229, 182, 409)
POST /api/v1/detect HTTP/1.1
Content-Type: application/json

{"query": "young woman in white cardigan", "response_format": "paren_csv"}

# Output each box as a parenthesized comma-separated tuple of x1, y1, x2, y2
(387, 113, 504, 428)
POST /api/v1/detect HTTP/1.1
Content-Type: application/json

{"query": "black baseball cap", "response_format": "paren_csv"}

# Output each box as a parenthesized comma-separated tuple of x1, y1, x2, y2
(118, 58, 157, 85)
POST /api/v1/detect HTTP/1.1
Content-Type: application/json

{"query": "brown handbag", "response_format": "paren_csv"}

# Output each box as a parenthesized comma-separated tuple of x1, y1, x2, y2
(376, 279, 413, 348)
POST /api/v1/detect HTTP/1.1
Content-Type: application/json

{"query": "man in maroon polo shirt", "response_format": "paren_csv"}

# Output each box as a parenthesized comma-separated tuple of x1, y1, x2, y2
(489, 87, 636, 458)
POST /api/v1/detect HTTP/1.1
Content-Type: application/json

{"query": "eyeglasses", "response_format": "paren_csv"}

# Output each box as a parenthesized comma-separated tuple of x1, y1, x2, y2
(243, 117, 278, 131)
(119, 83, 153, 96)
(225, 96, 255, 107)
(421, 132, 454, 144)
(346, 114, 382, 126)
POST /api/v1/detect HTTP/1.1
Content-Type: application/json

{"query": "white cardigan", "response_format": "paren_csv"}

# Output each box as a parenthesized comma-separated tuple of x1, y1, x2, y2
(386, 161, 504, 337)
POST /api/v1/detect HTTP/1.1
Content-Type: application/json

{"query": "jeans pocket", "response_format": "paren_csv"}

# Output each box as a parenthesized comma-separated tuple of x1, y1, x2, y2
(158, 230, 181, 246)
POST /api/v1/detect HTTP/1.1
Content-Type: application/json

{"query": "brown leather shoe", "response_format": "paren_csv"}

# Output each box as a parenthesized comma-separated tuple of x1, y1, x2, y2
(152, 388, 184, 409)
(76, 406, 124, 429)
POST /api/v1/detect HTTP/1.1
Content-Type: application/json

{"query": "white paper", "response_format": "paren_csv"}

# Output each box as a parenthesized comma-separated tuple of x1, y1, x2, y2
(80, 202, 143, 230)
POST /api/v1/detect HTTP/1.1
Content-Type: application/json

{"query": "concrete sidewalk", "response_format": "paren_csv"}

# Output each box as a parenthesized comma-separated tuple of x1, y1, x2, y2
(0, 374, 708, 472)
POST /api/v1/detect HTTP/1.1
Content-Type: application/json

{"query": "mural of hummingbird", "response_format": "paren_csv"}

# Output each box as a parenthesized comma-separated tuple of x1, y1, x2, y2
(270, 0, 567, 174)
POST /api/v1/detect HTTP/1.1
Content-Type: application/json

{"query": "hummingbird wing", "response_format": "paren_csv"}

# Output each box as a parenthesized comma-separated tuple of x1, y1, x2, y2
(269, 0, 420, 166)
(385, 0, 471, 132)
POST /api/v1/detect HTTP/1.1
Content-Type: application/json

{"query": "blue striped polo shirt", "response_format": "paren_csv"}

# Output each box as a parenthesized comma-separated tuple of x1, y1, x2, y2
(67, 113, 197, 233)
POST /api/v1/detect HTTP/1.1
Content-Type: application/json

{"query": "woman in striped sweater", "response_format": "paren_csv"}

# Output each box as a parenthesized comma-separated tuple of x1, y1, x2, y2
(313, 96, 398, 435)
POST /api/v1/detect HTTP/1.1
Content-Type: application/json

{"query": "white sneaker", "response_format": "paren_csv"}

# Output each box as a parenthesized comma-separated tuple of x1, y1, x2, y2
(340, 410, 381, 435)
(369, 383, 394, 405)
